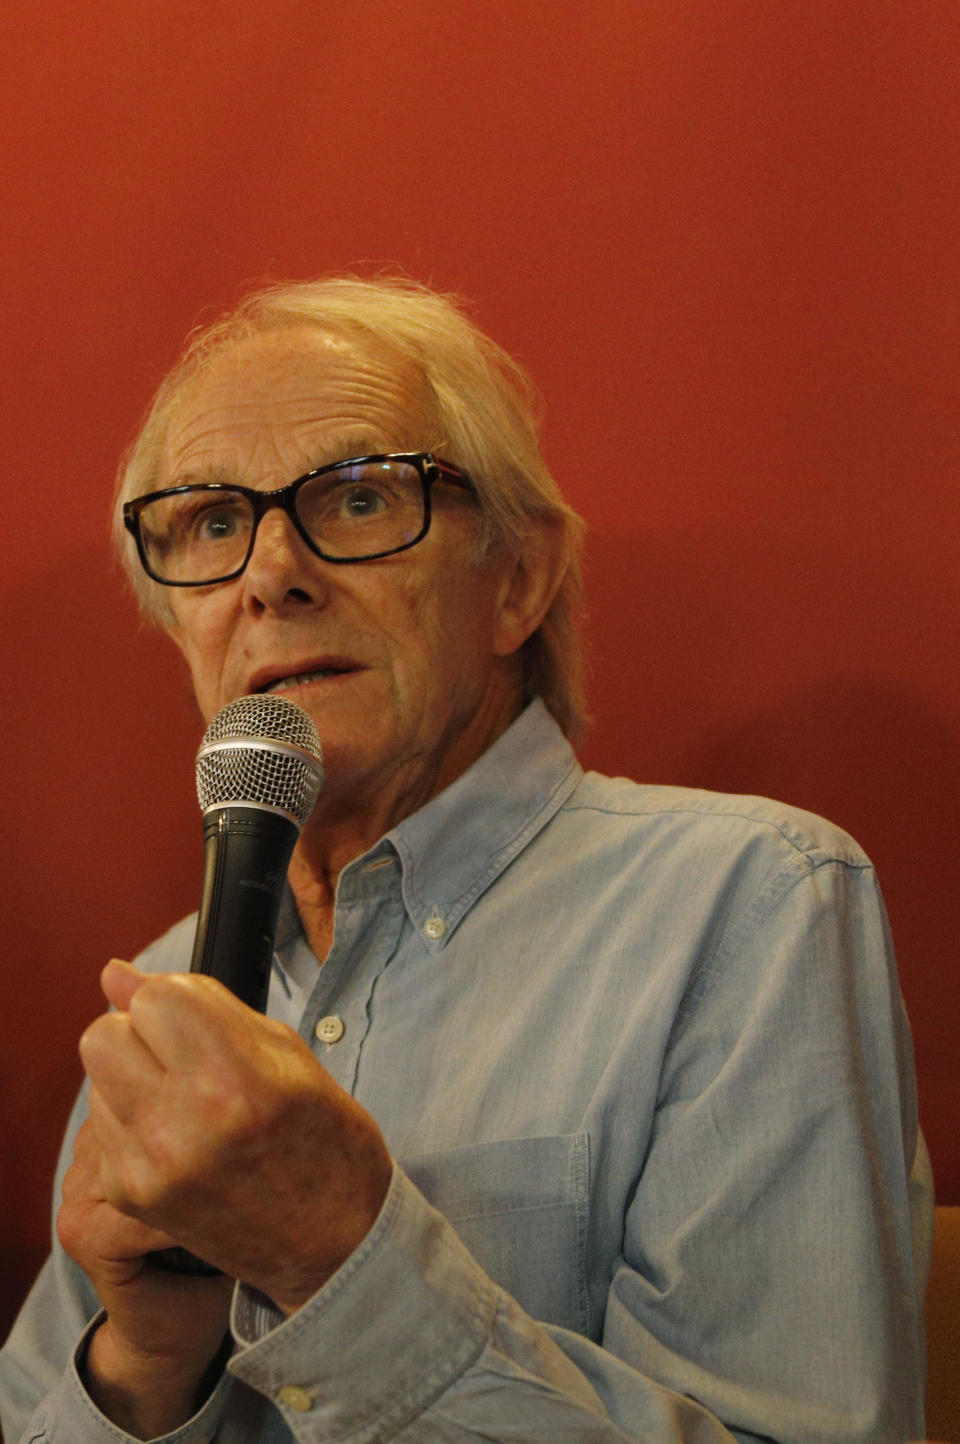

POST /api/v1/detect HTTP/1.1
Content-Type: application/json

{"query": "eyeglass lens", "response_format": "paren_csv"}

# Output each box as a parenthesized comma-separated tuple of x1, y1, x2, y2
(138, 459, 427, 583)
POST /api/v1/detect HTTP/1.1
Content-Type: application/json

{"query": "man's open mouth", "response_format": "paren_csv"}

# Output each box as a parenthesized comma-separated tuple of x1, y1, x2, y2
(257, 666, 356, 694)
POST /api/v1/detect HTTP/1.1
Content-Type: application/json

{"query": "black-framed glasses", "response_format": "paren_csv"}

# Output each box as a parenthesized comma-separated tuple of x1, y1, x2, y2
(122, 452, 476, 587)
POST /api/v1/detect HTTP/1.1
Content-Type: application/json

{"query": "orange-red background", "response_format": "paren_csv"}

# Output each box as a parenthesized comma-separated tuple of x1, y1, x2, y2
(2, 1, 957, 1340)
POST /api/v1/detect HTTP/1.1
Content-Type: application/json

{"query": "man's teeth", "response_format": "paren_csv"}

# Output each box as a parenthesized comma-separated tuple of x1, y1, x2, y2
(263, 669, 342, 693)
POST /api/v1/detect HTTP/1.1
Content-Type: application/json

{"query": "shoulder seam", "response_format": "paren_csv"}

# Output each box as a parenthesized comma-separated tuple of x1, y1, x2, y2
(561, 797, 871, 867)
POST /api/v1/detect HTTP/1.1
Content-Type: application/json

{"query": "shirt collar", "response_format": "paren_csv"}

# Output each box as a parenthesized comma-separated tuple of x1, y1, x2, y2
(384, 698, 581, 951)
(276, 700, 581, 955)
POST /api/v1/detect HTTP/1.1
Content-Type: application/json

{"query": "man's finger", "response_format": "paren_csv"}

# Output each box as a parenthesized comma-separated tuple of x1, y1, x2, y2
(100, 957, 149, 1012)
(79, 1013, 165, 1123)
(100, 963, 226, 1074)
(125, 970, 257, 1073)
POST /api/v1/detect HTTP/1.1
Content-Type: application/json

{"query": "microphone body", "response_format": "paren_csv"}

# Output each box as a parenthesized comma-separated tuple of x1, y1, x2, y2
(189, 806, 299, 1012)
(150, 694, 323, 1275)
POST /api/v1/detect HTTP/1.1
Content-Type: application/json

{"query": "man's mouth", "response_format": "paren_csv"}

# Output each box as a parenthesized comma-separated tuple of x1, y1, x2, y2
(259, 667, 352, 694)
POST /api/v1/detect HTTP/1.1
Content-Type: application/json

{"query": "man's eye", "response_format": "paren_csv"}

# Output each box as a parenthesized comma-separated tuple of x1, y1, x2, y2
(338, 485, 389, 518)
(172, 498, 248, 544)
(195, 508, 241, 540)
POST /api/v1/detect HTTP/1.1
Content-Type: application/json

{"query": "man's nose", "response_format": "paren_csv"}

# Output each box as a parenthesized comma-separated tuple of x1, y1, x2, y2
(240, 507, 329, 613)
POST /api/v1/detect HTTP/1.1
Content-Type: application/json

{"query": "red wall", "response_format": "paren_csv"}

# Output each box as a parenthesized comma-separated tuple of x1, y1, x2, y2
(2, 1, 958, 1339)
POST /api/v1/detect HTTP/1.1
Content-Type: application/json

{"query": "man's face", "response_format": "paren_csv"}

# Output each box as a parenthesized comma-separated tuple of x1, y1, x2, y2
(159, 328, 532, 816)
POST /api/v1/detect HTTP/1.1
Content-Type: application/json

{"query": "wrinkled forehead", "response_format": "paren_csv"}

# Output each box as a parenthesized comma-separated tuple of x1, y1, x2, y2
(159, 325, 439, 484)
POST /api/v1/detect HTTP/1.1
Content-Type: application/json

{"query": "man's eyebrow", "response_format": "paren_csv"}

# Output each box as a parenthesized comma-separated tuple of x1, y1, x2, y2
(166, 440, 426, 490)
(304, 436, 405, 470)
(165, 463, 236, 488)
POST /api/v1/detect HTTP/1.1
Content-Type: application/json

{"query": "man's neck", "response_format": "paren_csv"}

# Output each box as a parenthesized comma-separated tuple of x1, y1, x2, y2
(286, 690, 525, 962)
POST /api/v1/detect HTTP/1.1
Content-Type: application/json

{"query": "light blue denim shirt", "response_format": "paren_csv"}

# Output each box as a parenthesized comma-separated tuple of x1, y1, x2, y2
(0, 700, 932, 1444)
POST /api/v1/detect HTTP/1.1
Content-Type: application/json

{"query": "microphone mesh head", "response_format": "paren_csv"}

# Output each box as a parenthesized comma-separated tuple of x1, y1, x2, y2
(195, 694, 324, 826)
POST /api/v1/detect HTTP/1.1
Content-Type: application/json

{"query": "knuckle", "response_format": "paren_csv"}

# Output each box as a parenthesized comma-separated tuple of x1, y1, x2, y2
(129, 971, 183, 1014)
(102, 1158, 159, 1217)
(61, 1153, 91, 1200)
(79, 1012, 126, 1065)
(198, 1077, 262, 1145)
(56, 1204, 82, 1257)
(77, 1019, 102, 1063)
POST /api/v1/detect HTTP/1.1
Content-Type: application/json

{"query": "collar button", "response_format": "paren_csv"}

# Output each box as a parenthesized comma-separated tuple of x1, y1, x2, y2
(278, 1385, 314, 1413)
(424, 912, 447, 941)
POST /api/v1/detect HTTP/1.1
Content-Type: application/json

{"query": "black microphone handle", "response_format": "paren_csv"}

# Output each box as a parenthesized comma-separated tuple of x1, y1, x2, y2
(190, 806, 300, 1007)
(150, 805, 299, 1277)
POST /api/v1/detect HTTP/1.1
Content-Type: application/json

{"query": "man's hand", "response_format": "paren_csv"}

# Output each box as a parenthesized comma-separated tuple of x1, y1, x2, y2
(76, 959, 393, 1314)
(60, 958, 392, 1433)
(57, 1117, 234, 1436)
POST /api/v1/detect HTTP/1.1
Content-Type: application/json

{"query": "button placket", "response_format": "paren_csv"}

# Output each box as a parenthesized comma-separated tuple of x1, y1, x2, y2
(300, 875, 406, 1093)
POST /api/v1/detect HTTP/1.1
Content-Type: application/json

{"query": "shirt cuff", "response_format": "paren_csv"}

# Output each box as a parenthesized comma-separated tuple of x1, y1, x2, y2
(27, 1311, 232, 1444)
(228, 1163, 498, 1438)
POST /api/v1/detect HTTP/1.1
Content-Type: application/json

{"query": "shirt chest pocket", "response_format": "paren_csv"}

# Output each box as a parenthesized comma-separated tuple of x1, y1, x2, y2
(401, 1133, 591, 1335)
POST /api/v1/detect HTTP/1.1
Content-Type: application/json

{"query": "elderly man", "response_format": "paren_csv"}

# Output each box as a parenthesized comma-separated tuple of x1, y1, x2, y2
(0, 277, 932, 1443)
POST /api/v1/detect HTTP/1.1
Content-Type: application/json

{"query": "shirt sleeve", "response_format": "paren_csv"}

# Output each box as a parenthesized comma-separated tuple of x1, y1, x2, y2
(6, 1311, 233, 1444)
(228, 1166, 738, 1442)
(227, 856, 931, 1442)
(603, 855, 931, 1441)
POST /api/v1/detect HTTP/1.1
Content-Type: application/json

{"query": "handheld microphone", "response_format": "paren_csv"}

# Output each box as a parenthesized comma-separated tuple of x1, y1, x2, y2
(150, 693, 324, 1275)
(188, 693, 324, 1008)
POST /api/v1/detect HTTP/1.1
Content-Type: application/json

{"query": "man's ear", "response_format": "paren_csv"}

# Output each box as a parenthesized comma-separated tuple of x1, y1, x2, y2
(492, 516, 569, 659)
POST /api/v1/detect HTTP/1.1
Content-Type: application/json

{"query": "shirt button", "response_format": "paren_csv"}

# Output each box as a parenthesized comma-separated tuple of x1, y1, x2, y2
(424, 913, 447, 940)
(315, 1015, 344, 1044)
(277, 1385, 314, 1412)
